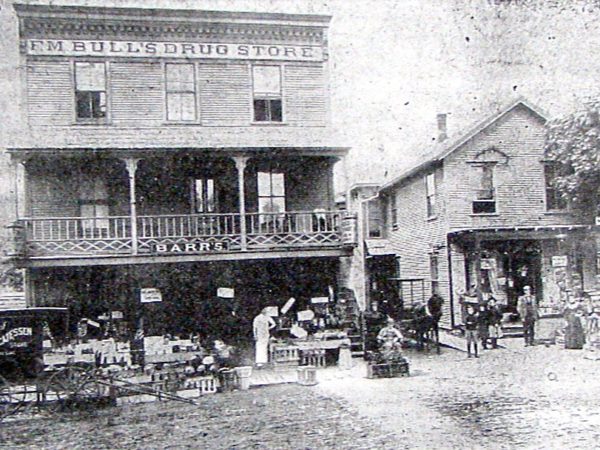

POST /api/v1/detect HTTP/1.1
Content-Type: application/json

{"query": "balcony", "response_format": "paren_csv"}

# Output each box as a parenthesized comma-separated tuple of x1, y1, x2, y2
(10, 211, 357, 262)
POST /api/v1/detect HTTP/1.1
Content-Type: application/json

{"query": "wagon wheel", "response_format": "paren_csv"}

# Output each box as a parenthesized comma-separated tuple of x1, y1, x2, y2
(0, 373, 28, 420)
(42, 366, 100, 412)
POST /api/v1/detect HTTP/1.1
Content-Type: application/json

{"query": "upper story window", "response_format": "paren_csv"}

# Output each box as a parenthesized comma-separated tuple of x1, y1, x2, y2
(258, 170, 285, 220)
(425, 173, 437, 218)
(544, 162, 568, 211)
(75, 62, 107, 120)
(472, 164, 496, 214)
(252, 66, 282, 122)
(192, 178, 216, 213)
(165, 63, 196, 122)
(390, 192, 398, 230)
(367, 198, 383, 238)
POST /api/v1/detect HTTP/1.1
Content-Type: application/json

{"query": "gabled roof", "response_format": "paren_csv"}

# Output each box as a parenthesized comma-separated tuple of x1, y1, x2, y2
(380, 98, 548, 192)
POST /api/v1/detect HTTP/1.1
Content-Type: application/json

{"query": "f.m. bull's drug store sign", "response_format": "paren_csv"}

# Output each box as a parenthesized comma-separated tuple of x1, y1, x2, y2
(24, 39, 324, 62)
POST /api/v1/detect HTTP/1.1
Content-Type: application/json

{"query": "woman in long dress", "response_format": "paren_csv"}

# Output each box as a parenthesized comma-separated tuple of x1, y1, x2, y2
(564, 297, 585, 350)
(253, 307, 276, 366)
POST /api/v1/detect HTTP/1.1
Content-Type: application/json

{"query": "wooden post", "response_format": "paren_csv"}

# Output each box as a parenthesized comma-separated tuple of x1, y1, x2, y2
(474, 236, 483, 304)
(233, 156, 250, 251)
(123, 158, 140, 255)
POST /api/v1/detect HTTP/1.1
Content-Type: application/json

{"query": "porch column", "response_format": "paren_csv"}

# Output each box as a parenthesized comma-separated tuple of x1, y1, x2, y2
(474, 236, 483, 303)
(123, 158, 140, 255)
(233, 156, 250, 251)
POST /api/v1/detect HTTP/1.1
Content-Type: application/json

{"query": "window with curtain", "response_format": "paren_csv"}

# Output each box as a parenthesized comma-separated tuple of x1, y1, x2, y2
(429, 253, 440, 295)
(426, 172, 436, 217)
(192, 178, 216, 213)
(79, 176, 109, 237)
(544, 163, 568, 210)
(165, 63, 196, 121)
(390, 192, 398, 230)
(252, 66, 282, 122)
(75, 62, 107, 120)
(472, 164, 496, 214)
(257, 170, 285, 222)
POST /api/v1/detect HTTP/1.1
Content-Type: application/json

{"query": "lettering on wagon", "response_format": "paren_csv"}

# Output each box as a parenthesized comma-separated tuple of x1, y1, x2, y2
(25, 39, 323, 62)
(0, 327, 33, 347)
(153, 241, 229, 254)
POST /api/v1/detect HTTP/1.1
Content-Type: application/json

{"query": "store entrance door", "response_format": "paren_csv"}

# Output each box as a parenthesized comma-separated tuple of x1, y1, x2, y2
(368, 255, 399, 318)
(504, 240, 543, 310)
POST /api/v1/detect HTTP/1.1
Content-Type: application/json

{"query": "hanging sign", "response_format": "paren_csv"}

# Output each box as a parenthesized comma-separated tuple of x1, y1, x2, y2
(140, 288, 163, 303)
(281, 297, 296, 315)
(311, 297, 329, 304)
(552, 256, 568, 267)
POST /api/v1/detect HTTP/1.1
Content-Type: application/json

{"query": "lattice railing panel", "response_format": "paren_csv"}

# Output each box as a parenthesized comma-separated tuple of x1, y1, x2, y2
(28, 239, 132, 256)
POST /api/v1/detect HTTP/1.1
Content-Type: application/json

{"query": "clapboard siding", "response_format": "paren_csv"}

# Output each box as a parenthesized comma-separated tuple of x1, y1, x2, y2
(284, 64, 326, 126)
(110, 62, 164, 124)
(27, 60, 73, 125)
(197, 63, 251, 126)
(444, 105, 575, 229)
(384, 164, 450, 314)
(28, 172, 79, 218)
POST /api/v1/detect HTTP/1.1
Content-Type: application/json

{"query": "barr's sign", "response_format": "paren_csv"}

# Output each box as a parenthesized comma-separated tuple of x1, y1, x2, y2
(24, 39, 324, 62)
(153, 241, 229, 254)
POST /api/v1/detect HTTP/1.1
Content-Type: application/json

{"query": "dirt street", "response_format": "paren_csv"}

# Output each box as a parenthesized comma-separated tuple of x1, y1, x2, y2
(1, 342, 599, 449)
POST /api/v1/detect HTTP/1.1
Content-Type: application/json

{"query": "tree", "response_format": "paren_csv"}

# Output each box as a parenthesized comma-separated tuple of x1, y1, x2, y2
(544, 100, 600, 221)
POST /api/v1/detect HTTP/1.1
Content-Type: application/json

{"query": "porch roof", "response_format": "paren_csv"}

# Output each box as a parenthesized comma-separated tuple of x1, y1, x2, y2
(7, 145, 350, 160)
(6, 126, 349, 157)
(448, 224, 593, 242)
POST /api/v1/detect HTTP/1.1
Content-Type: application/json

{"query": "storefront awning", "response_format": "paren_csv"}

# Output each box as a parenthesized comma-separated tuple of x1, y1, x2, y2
(365, 239, 396, 257)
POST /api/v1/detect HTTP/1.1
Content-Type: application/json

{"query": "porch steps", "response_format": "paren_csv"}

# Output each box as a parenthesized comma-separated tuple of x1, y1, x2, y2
(347, 333, 364, 357)
(501, 323, 524, 339)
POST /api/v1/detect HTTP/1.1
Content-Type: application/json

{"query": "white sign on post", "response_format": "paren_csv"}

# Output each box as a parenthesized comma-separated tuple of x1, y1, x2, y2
(140, 288, 162, 303)
(217, 287, 235, 298)
(552, 256, 568, 267)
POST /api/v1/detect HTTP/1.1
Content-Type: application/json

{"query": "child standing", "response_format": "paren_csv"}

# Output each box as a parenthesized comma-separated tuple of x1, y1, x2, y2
(487, 297, 503, 349)
(464, 304, 479, 358)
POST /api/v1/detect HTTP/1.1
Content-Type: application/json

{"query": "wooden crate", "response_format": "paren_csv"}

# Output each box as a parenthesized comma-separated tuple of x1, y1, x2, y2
(367, 362, 409, 379)
(270, 345, 300, 366)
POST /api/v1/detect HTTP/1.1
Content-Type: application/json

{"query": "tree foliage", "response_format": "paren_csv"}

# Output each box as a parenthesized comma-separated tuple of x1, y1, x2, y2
(544, 100, 600, 219)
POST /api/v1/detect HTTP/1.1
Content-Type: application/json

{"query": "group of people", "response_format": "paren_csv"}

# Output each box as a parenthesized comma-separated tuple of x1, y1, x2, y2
(561, 292, 600, 350)
(463, 296, 504, 358)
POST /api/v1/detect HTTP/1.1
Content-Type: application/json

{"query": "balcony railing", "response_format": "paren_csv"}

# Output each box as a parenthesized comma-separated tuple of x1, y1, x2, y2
(15, 211, 355, 258)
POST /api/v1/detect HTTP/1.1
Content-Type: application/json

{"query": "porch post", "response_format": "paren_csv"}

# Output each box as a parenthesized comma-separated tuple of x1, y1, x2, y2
(233, 156, 250, 251)
(123, 158, 140, 255)
(474, 236, 483, 303)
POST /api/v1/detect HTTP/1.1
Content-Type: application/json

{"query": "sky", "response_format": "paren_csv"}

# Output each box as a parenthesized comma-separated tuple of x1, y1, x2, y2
(2, 0, 600, 197)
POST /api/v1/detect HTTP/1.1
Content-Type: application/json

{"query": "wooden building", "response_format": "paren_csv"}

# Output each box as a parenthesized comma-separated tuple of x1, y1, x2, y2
(5, 4, 357, 342)
(363, 99, 599, 329)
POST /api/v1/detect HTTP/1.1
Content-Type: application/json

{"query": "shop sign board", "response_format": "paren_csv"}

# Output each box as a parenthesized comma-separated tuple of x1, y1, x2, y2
(153, 241, 229, 254)
(340, 215, 357, 245)
(24, 39, 324, 62)
(217, 287, 235, 299)
(552, 255, 568, 267)
(140, 288, 162, 303)
(310, 297, 329, 304)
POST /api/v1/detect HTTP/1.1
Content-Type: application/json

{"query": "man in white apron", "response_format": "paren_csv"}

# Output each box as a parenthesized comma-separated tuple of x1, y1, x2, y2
(253, 307, 276, 366)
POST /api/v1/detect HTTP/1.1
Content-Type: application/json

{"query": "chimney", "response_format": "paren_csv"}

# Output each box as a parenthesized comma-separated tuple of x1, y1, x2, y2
(437, 113, 447, 142)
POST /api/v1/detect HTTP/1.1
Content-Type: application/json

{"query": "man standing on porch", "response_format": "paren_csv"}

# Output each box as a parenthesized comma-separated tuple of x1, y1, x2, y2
(518, 285, 539, 347)
(253, 307, 276, 367)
